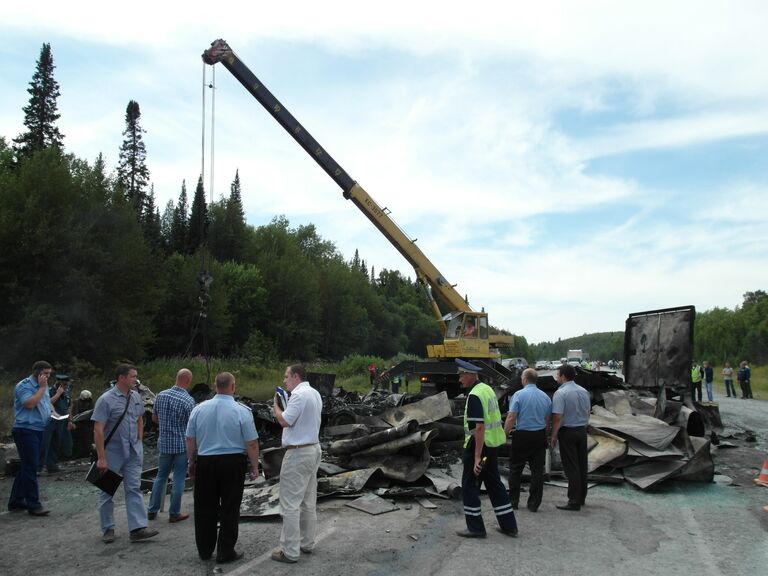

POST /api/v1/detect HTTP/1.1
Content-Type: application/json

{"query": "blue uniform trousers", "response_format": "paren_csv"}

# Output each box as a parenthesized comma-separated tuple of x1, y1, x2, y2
(99, 445, 148, 533)
(461, 442, 517, 534)
(8, 428, 44, 511)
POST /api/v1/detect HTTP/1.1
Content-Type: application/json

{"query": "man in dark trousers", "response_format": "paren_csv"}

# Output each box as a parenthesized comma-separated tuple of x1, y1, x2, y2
(550, 364, 590, 511)
(504, 368, 551, 512)
(186, 372, 260, 564)
(455, 359, 518, 538)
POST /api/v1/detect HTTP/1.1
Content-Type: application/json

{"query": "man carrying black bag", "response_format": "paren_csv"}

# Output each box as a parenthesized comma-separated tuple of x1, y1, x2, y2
(92, 364, 158, 544)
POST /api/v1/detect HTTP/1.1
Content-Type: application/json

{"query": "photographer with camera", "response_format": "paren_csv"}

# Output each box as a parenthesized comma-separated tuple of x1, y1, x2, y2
(39, 374, 73, 474)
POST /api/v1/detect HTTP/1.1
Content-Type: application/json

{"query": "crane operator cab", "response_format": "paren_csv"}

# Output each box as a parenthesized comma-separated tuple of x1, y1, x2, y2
(438, 312, 490, 359)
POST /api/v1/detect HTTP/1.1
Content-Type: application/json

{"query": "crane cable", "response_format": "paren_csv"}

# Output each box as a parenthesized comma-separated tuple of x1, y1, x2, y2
(186, 61, 217, 385)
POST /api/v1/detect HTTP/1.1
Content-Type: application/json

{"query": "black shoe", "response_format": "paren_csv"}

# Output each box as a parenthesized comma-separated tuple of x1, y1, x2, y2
(527, 504, 538, 512)
(495, 527, 518, 537)
(556, 503, 581, 511)
(147, 512, 157, 520)
(456, 529, 486, 538)
(28, 507, 50, 516)
(8, 505, 27, 513)
(129, 527, 159, 542)
(216, 551, 244, 564)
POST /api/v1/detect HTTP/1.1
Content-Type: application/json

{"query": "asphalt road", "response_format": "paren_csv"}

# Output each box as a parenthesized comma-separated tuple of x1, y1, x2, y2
(1, 391, 766, 576)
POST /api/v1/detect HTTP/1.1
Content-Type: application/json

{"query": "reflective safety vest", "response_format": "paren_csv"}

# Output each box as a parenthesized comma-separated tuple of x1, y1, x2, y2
(691, 366, 702, 383)
(463, 382, 506, 448)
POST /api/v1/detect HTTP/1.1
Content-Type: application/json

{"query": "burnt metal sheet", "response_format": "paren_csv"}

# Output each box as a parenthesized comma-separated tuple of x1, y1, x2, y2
(345, 493, 399, 515)
(317, 467, 380, 496)
(589, 409, 679, 450)
(623, 459, 687, 490)
(325, 423, 370, 437)
(587, 427, 627, 473)
(424, 468, 463, 499)
(675, 436, 714, 483)
(379, 392, 452, 427)
(602, 390, 633, 416)
(352, 430, 424, 458)
(240, 481, 281, 518)
(626, 438, 684, 459)
(624, 305, 695, 393)
(329, 420, 418, 455)
(348, 430, 438, 483)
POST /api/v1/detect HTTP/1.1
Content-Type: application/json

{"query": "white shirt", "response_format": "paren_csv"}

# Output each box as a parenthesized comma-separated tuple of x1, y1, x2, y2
(281, 381, 322, 446)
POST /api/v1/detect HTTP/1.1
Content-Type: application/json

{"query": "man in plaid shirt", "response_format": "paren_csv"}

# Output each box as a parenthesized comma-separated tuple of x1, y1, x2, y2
(147, 368, 196, 522)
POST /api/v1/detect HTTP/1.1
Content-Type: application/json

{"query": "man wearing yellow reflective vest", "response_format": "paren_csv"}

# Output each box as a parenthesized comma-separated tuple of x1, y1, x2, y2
(455, 359, 518, 538)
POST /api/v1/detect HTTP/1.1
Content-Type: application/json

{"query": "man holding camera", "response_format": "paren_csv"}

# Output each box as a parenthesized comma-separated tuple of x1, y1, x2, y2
(40, 374, 72, 473)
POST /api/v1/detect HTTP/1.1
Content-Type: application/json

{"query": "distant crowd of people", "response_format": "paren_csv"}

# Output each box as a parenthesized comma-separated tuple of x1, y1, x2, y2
(690, 360, 753, 401)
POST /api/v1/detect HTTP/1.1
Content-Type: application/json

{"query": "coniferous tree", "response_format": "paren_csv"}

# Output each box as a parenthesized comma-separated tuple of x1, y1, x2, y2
(224, 170, 247, 261)
(14, 43, 64, 160)
(187, 175, 208, 253)
(160, 199, 174, 251)
(169, 181, 188, 254)
(116, 100, 150, 216)
(142, 185, 163, 252)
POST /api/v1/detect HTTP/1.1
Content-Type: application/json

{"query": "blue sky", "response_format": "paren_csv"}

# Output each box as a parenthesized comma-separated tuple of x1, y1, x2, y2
(2, 2, 767, 345)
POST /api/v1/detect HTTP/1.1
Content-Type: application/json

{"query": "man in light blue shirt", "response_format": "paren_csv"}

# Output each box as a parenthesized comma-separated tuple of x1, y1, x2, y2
(8, 361, 54, 516)
(503, 368, 552, 512)
(186, 371, 260, 564)
(550, 364, 590, 511)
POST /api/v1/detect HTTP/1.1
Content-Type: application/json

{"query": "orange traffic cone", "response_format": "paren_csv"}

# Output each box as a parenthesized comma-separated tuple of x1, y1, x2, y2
(755, 459, 768, 487)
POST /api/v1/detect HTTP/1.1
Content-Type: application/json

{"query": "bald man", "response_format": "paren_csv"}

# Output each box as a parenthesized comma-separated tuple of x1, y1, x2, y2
(147, 368, 196, 522)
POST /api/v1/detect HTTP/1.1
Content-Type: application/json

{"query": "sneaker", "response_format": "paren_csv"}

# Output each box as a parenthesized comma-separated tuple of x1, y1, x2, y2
(129, 527, 159, 542)
(271, 549, 298, 563)
(28, 507, 50, 517)
(102, 528, 115, 544)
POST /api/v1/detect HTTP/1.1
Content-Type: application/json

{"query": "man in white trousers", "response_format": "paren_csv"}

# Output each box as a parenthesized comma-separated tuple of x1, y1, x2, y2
(271, 364, 323, 563)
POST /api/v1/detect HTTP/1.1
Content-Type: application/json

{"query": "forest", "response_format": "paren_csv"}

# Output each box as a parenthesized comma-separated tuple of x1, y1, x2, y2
(1, 44, 765, 376)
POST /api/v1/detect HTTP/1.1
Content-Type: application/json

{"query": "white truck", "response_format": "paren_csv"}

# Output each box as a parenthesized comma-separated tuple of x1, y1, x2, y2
(567, 350, 583, 366)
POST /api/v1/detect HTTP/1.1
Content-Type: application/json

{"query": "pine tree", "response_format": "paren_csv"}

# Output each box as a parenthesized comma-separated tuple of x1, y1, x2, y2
(116, 100, 150, 216)
(187, 175, 208, 253)
(14, 43, 64, 160)
(169, 181, 189, 254)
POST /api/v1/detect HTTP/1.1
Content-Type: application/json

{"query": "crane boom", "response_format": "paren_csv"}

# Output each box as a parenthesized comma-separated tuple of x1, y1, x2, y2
(202, 39, 514, 355)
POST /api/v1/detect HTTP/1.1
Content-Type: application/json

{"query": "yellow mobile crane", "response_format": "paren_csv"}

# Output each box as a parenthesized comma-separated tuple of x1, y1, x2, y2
(203, 40, 515, 393)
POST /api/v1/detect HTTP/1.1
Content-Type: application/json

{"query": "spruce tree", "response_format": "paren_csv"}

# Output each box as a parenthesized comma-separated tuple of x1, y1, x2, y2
(14, 43, 64, 160)
(160, 199, 174, 252)
(116, 100, 150, 216)
(142, 185, 163, 252)
(187, 175, 208, 253)
(224, 169, 247, 261)
(169, 181, 188, 254)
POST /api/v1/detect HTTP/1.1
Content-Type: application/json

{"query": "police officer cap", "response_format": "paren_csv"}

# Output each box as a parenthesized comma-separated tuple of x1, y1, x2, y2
(55, 373, 71, 381)
(455, 359, 482, 373)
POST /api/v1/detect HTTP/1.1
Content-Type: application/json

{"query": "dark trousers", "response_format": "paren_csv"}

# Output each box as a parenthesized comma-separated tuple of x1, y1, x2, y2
(194, 454, 247, 560)
(461, 441, 517, 534)
(691, 381, 702, 402)
(8, 428, 43, 511)
(508, 429, 547, 511)
(739, 380, 753, 399)
(724, 380, 737, 397)
(558, 426, 588, 506)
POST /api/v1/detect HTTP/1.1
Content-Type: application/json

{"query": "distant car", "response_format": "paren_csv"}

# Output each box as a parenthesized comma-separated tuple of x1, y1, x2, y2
(535, 360, 548, 369)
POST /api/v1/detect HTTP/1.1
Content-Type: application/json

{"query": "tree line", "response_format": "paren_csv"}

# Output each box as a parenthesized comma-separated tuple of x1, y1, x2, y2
(0, 44, 444, 374)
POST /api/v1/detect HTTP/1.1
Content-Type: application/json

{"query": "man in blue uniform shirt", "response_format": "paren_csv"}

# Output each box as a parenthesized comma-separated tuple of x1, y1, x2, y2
(550, 364, 590, 511)
(8, 361, 54, 516)
(92, 364, 158, 543)
(504, 368, 551, 512)
(40, 374, 72, 473)
(186, 371, 260, 564)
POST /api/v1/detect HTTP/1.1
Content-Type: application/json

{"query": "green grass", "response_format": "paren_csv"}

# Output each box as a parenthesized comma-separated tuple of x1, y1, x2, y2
(713, 364, 766, 398)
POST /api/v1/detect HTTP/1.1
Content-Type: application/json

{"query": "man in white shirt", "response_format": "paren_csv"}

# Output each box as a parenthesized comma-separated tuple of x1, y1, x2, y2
(272, 364, 323, 563)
